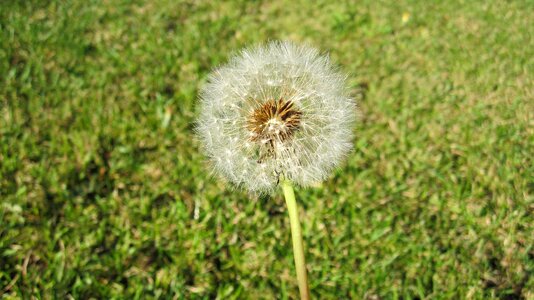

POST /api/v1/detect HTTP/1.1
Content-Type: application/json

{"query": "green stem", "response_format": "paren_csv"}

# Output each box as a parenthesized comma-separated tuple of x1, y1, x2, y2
(281, 179, 310, 300)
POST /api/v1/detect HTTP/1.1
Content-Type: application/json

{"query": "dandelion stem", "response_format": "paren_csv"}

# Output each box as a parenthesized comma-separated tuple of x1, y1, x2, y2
(281, 179, 310, 300)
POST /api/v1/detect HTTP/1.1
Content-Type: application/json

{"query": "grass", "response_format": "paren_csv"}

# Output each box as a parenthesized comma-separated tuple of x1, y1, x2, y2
(1, 0, 533, 298)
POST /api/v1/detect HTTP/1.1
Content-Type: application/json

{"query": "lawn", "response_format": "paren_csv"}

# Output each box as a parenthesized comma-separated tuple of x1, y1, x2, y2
(1, 0, 533, 299)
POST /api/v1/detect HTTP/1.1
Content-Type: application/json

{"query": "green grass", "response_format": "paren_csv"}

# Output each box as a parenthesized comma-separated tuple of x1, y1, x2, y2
(1, 0, 533, 298)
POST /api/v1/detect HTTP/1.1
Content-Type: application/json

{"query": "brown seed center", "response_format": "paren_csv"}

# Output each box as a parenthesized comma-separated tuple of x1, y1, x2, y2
(247, 98, 302, 146)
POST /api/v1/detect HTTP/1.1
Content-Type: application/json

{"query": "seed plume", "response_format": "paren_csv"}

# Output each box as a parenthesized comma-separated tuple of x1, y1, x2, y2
(197, 41, 357, 193)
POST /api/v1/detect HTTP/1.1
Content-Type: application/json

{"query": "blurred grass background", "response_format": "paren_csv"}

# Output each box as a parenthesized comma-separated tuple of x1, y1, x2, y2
(1, 0, 533, 299)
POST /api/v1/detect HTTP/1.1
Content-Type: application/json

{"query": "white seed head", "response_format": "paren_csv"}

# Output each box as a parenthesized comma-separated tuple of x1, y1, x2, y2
(197, 41, 358, 193)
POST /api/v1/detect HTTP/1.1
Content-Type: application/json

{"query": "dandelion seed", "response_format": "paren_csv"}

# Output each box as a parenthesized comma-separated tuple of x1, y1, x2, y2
(197, 41, 357, 193)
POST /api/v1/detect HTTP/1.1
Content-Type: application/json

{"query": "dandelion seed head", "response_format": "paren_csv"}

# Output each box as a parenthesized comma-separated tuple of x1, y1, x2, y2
(197, 41, 358, 193)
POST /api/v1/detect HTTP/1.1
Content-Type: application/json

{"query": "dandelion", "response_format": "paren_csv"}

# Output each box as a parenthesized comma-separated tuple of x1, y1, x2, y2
(402, 12, 411, 24)
(197, 41, 358, 299)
